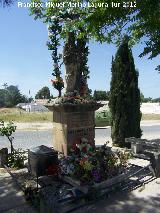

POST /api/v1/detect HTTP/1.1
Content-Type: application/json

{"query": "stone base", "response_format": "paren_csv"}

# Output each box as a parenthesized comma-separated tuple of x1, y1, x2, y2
(50, 103, 102, 155)
(0, 148, 8, 167)
(62, 167, 134, 194)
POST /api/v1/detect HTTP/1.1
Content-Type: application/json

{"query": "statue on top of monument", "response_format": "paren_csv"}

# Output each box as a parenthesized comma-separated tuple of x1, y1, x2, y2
(63, 32, 89, 96)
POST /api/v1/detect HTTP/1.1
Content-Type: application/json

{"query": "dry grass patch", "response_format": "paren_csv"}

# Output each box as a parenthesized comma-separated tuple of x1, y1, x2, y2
(142, 114, 160, 120)
(0, 108, 52, 122)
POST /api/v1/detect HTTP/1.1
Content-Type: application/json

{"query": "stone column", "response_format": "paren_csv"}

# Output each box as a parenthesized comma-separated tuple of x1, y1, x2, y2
(49, 103, 102, 156)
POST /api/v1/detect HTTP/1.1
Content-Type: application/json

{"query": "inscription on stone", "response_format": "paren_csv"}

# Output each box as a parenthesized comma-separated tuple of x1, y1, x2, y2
(68, 128, 94, 136)
(68, 113, 94, 127)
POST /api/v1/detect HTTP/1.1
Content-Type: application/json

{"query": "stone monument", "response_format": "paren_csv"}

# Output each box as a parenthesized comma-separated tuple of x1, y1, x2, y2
(46, 32, 102, 155)
(49, 103, 101, 156)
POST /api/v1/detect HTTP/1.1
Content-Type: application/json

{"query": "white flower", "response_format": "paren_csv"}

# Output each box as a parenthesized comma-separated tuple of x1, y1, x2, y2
(67, 164, 75, 174)
(81, 137, 88, 143)
(51, 15, 57, 21)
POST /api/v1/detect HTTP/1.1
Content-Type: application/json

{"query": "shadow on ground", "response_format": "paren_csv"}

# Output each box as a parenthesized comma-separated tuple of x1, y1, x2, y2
(81, 192, 160, 213)
(0, 174, 37, 213)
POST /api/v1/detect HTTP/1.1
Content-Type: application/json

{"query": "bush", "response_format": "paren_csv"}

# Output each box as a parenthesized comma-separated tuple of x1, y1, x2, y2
(95, 111, 111, 127)
(8, 148, 27, 169)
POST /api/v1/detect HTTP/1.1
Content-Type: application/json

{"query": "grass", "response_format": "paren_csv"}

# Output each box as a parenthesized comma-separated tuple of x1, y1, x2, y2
(0, 108, 53, 122)
(0, 108, 160, 126)
(95, 111, 111, 126)
(142, 114, 160, 120)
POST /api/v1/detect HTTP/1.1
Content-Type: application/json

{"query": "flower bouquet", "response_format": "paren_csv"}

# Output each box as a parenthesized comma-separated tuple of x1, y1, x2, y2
(54, 90, 97, 105)
(60, 138, 130, 186)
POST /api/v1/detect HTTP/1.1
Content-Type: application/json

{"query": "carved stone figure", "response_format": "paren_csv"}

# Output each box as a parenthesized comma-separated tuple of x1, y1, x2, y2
(63, 32, 88, 94)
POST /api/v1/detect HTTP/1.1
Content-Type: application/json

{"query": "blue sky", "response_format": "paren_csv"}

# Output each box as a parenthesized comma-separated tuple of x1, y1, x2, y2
(0, 4, 160, 98)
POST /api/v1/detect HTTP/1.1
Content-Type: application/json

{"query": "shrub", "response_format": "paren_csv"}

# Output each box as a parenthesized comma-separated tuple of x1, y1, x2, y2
(8, 148, 27, 169)
(95, 110, 111, 126)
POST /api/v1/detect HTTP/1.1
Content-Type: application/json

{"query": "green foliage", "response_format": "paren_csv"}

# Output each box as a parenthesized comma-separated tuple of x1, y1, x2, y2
(47, 20, 64, 97)
(152, 98, 160, 103)
(0, 120, 16, 155)
(95, 111, 111, 126)
(0, 0, 13, 7)
(140, 92, 145, 103)
(0, 85, 28, 107)
(8, 148, 27, 168)
(93, 90, 110, 101)
(0, 89, 6, 107)
(0, 120, 16, 137)
(0, 110, 53, 123)
(31, 3, 90, 97)
(30, 0, 160, 72)
(143, 97, 153, 103)
(109, 36, 142, 147)
(60, 140, 130, 185)
(140, 93, 160, 103)
(84, 0, 160, 71)
(35, 86, 50, 99)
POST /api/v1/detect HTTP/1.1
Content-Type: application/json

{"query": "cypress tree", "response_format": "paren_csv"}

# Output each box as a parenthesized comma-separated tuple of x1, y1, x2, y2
(109, 36, 142, 148)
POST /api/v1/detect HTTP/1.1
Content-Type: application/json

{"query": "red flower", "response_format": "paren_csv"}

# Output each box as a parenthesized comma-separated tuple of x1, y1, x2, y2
(46, 164, 59, 176)
(82, 146, 87, 153)
(72, 143, 77, 151)
(72, 138, 81, 151)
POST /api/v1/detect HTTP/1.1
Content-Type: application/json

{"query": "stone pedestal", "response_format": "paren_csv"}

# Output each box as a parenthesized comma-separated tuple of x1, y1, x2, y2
(0, 148, 8, 167)
(147, 152, 160, 177)
(48, 103, 102, 156)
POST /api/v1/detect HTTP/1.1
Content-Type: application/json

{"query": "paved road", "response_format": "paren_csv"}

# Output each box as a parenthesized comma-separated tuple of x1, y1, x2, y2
(0, 125, 160, 150)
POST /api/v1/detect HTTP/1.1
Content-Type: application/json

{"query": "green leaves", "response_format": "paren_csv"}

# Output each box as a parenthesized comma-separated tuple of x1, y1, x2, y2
(8, 148, 27, 169)
(109, 37, 142, 147)
(30, 0, 160, 72)
(0, 120, 16, 137)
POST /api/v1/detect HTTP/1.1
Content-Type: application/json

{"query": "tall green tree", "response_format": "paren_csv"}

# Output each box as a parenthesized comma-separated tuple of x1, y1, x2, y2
(109, 36, 142, 147)
(0, 85, 27, 107)
(35, 86, 51, 99)
(5, 85, 26, 107)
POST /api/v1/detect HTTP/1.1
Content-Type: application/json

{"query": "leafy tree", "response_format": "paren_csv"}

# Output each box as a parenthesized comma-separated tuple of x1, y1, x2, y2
(5, 85, 24, 107)
(84, 0, 160, 72)
(35, 86, 51, 99)
(93, 90, 110, 101)
(0, 89, 6, 107)
(144, 97, 153, 103)
(152, 98, 160, 103)
(0, 120, 16, 156)
(140, 92, 145, 103)
(109, 36, 142, 148)
(0, 85, 27, 107)
(30, 0, 160, 72)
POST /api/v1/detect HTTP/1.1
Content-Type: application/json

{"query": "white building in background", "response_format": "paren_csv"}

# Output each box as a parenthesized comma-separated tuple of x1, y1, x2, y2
(16, 102, 49, 112)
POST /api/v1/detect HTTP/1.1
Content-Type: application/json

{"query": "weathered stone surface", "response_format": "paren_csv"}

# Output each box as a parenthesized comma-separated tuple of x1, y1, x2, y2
(0, 148, 8, 167)
(51, 103, 101, 155)
(148, 152, 160, 177)
(126, 137, 160, 154)
(62, 166, 135, 194)
(126, 137, 160, 177)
